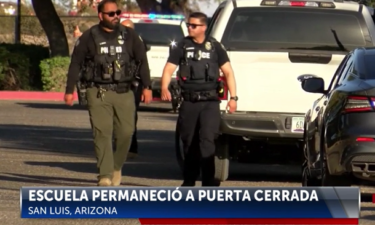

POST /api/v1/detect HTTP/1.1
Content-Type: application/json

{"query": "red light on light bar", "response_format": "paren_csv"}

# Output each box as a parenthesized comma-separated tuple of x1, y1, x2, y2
(290, 1, 305, 6)
(356, 137, 375, 142)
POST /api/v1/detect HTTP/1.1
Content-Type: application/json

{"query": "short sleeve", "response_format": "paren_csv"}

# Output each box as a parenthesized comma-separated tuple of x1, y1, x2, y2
(214, 42, 230, 67)
(167, 39, 184, 65)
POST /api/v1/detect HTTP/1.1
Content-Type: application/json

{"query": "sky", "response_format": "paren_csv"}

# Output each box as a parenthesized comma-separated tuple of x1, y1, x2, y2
(5, 0, 219, 16)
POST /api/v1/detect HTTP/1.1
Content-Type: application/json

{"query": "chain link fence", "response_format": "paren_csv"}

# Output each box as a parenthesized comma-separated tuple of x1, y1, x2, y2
(0, 15, 98, 53)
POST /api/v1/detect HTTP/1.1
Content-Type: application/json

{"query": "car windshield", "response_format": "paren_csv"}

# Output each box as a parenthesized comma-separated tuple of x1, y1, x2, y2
(134, 23, 184, 46)
(222, 8, 369, 51)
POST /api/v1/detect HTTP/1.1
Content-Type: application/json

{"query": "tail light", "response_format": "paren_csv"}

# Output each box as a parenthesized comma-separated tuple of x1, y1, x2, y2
(218, 72, 228, 101)
(356, 137, 375, 142)
(343, 96, 375, 113)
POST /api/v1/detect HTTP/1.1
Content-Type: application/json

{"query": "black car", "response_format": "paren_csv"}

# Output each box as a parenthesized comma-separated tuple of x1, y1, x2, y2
(300, 47, 375, 186)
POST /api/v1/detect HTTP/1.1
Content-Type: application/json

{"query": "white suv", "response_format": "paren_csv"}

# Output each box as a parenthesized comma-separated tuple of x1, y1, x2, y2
(119, 13, 188, 99)
(175, 0, 375, 181)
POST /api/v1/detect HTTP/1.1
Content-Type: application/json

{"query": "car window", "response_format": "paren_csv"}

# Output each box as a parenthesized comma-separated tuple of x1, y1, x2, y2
(206, 7, 224, 35)
(336, 58, 354, 86)
(364, 54, 375, 79)
(221, 8, 369, 51)
(326, 55, 350, 91)
(134, 23, 184, 46)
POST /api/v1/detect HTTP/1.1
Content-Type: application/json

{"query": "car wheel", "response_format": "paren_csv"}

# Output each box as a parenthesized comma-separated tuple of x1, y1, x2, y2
(175, 124, 184, 172)
(302, 160, 321, 186)
(214, 134, 230, 182)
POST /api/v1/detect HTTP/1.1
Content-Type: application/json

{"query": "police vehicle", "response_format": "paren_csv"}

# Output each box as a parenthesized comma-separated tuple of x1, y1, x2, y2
(119, 13, 188, 100)
(175, 0, 375, 182)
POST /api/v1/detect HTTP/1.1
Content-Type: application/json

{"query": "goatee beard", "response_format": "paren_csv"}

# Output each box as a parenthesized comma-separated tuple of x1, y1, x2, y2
(100, 20, 119, 30)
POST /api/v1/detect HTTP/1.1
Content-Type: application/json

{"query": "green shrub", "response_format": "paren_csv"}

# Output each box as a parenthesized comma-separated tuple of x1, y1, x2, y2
(0, 43, 50, 90)
(0, 47, 30, 90)
(40, 57, 70, 92)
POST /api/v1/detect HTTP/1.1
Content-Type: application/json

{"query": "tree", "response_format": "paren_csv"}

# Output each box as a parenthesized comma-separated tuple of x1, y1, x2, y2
(31, 0, 198, 56)
(31, 0, 70, 57)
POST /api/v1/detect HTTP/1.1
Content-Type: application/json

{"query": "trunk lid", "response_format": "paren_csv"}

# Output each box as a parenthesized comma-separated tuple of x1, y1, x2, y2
(222, 51, 346, 113)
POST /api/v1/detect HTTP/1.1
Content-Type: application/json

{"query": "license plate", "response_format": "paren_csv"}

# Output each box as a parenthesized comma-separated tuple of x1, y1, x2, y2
(291, 117, 304, 133)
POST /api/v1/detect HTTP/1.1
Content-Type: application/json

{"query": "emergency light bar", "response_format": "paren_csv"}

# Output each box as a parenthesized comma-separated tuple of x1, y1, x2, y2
(260, 0, 336, 8)
(120, 13, 185, 20)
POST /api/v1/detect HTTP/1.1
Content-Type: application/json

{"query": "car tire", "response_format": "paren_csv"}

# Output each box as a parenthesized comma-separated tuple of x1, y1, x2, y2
(214, 134, 230, 182)
(321, 158, 352, 186)
(175, 127, 230, 182)
(302, 160, 321, 186)
(175, 125, 184, 171)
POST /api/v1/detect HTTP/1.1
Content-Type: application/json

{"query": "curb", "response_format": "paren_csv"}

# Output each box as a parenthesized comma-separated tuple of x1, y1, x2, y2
(0, 91, 78, 101)
(0, 91, 164, 102)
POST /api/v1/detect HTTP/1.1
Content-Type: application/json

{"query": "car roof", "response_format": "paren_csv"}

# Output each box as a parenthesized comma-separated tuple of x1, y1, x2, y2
(356, 47, 375, 55)
(220, 0, 363, 12)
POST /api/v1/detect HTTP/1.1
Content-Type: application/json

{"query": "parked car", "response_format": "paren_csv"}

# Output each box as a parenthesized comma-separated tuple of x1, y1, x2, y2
(119, 13, 188, 101)
(301, 47, 375, 186)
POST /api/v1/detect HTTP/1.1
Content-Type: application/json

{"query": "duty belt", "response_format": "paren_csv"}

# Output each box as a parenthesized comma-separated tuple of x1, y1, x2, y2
(182, 90, 218, 102)
(87, 83, 119, 91)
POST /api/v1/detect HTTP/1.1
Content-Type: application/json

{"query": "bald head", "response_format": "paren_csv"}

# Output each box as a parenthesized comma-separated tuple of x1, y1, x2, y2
(121, 19, 134, 29)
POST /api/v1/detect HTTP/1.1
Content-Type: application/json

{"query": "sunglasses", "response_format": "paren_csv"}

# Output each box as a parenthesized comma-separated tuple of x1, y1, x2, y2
(101, 10, 122, 17)
(186, 23, 204, 29)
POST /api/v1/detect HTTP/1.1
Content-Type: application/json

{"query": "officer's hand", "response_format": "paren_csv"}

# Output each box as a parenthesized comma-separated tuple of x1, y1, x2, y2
(161, 88, 172, 101)
(142, 89, 152, 104)
(64, 94, 74, 106)
(226, 100, 237, 114)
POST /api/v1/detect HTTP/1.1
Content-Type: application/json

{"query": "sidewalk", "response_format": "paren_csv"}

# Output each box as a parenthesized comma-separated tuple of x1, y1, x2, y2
(0, 91, 78, 101)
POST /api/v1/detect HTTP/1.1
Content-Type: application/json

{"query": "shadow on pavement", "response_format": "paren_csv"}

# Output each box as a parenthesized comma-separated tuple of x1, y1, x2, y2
(0, 173, 147, 187)
(361, 193, 375, 203)
(23, 161, 183, 181)
(0, 124, 174, 158)
(16, 102, 173, 113)
(0, 124, 327, 184)
(228, 165, 300, 183)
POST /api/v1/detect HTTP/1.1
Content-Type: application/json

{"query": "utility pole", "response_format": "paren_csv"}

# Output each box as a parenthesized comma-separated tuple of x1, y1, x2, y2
(15, 0, 21, 44)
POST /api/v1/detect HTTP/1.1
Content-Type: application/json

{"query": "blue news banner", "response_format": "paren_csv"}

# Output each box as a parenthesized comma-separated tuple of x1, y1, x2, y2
(20, 187, 360, 219)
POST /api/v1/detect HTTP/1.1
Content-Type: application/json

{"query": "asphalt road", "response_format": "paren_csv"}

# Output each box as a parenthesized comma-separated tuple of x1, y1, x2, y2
(0, 100, 374, 225)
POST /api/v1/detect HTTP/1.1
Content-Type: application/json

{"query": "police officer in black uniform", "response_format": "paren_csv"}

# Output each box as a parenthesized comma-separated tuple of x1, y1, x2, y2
(161, 12, 238, 186)
(64, 0, 152, 186)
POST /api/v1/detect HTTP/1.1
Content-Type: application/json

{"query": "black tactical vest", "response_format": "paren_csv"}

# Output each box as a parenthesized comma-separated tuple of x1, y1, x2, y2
(87, 25, 132, 84)
(177, 37, 220, 92)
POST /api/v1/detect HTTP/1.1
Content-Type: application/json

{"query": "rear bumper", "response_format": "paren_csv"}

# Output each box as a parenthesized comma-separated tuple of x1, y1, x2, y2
(220, 111, 304, 140)
(330, 142, 375, 178)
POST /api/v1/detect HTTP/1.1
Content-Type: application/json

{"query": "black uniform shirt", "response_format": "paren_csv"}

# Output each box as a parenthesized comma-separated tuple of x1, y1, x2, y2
(167, 37, 230, 66)
(65, 25, 151, 94)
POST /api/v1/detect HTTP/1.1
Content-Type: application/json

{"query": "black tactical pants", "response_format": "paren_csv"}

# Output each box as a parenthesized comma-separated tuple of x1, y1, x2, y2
(87, 87, 135, 179)
(177, 100, 221, 186)
(130, 84, 143, 153)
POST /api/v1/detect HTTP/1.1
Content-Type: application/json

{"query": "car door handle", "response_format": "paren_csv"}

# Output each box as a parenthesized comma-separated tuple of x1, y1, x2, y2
(315, 106, 320, 111)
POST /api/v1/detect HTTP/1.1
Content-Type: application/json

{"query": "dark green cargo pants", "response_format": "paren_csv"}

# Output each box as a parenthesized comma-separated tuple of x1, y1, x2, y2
(86, 87, 135, 179)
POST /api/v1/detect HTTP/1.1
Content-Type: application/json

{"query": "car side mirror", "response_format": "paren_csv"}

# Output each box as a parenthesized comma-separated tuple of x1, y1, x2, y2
(301, 77, 325, 94)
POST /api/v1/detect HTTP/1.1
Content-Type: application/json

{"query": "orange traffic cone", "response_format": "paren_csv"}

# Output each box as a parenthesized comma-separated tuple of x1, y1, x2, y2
(73, 25, 82, 38)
